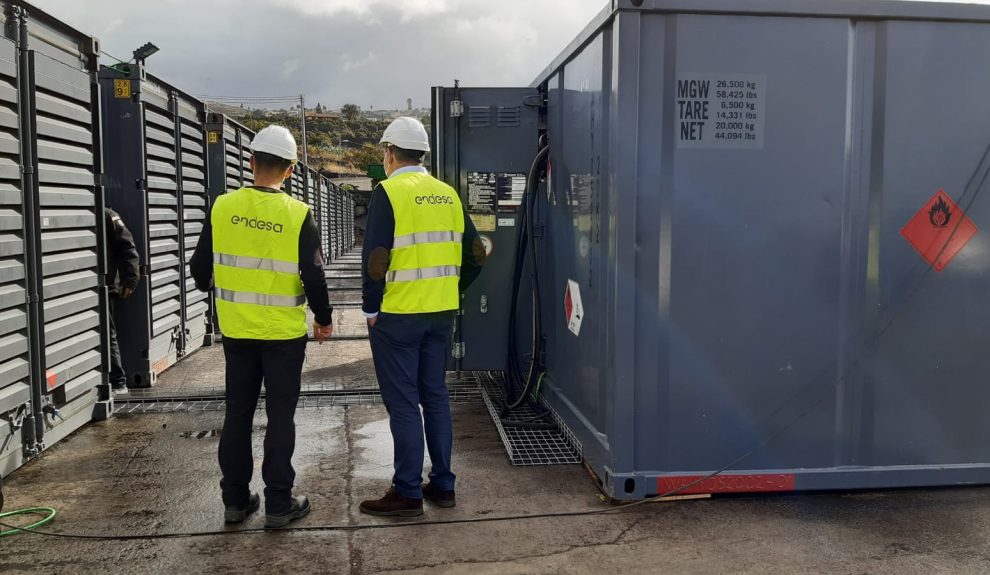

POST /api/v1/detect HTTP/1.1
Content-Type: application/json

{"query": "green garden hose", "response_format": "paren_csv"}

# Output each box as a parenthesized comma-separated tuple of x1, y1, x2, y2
(0, 507, 57, 537)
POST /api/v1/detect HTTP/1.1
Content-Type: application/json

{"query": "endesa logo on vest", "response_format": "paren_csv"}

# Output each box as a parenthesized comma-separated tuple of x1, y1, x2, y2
(231, 215, 284, 233)
(415, 193, 455, 206)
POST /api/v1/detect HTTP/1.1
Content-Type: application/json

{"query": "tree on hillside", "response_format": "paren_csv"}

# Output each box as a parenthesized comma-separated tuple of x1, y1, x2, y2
(341, 104, 362, 121)
(345, 144, 383, 171)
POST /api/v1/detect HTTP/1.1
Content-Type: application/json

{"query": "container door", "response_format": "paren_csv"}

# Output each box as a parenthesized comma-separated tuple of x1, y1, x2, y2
(176, 97, 209, 354)
(31, 49, 102, 421)
(142, 82, 182, 381)
(432, 86, 540, 371)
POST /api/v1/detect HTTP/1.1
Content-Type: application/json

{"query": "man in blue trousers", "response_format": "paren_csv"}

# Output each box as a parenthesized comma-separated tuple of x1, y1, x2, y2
(360, 117, 486, 516)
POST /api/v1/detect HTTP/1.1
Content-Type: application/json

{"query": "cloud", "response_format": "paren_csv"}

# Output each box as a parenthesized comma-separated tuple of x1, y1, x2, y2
(281, 59, 301, 79)
(25, 0, 610, 110)
(102, 16, 124, 37)
(270, 0, 450, 22)
(341, 52, 378, 72)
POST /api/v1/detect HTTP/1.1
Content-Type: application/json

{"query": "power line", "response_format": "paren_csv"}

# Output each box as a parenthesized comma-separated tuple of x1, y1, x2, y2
(99, 49, 127, 64)
(199, 95, 301, 102)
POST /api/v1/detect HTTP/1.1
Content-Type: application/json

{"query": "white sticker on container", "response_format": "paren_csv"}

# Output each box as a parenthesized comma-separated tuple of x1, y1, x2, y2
(675, 73, 766, 149)
(565, 280, 584, 337)
(498, 218, 515, 228)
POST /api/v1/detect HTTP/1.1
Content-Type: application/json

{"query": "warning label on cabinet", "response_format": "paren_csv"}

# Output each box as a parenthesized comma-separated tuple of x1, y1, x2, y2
(467, 172, 527, 232)
(675, 74, 766, 149)
(467, 172, 498, 232)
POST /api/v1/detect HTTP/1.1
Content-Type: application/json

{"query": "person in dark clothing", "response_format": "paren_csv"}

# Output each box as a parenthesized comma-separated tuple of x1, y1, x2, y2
(105, 208, 140, 393)
(359, 117, 486, 517)
(189, 125, 334, 529)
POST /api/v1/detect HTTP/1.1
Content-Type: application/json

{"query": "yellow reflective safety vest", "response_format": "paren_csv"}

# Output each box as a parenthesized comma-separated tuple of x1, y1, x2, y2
(381, 172, 464, 314)
(212, 187, 311, 340)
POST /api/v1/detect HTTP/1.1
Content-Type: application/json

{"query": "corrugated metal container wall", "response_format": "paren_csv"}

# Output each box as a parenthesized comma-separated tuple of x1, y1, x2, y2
(318, 177, 330, 258)
(330, 182, 340, 260)
(287, 168, 304, 202)
(0, 6, 28, 477)
(529, 0, 990, 500)
(175, 87, 210, 353)
(100, 65, 211, 387)
(0, 2, 108, 477)
(31, 8, 104, 410)
(307, 168, 317, 213)
(344, 189, 353, 248)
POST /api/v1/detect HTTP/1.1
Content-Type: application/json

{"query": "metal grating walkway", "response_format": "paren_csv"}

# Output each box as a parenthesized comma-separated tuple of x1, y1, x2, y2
(479, 373, 582, 466)
(114, 373, 484, 415)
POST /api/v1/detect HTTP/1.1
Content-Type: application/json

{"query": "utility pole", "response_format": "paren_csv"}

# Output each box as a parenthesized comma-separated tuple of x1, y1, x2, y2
(299, 94, 309, 168)
(299, 94, 311, 204)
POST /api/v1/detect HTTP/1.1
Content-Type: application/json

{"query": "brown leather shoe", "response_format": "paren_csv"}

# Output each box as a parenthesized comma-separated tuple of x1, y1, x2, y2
(422, 483, 456, 508)
(359, 487, 424, 517)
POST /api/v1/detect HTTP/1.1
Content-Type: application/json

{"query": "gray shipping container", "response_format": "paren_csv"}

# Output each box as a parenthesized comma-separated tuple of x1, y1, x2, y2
(99, 64, 211, 386)
(522, 0, 990, 499)
(0, 1, 107, 477)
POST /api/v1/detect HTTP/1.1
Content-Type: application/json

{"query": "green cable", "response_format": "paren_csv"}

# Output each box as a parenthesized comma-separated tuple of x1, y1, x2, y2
(0, 508, 57, 537)
(532, 372, 546, 401)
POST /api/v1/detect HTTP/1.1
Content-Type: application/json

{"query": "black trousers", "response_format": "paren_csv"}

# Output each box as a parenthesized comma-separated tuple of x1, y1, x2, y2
(218, 336, 306, 514)
(108, 297, 126, 387)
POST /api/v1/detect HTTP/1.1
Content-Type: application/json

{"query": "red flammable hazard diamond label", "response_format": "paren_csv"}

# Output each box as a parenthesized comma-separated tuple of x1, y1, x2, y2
(900, 189, 978, 272)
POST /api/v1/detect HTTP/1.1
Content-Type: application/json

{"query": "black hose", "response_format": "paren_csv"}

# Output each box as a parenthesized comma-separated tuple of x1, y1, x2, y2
(503, 144, 550, 412)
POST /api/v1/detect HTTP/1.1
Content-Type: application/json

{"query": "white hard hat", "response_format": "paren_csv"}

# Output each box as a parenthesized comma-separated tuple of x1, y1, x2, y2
(380, 116, 431, 153)
(250, 125, 298, 162)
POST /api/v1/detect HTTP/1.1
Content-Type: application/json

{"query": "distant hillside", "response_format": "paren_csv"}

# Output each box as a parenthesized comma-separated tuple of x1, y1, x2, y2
(205, 101, 252, 118)
(202, 103, 431, 176)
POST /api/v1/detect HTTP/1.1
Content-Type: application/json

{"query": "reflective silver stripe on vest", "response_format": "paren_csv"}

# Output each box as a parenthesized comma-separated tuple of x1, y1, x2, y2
(386, 265, 461, 283)
(392, 231, 464, 250)
(217, 288, 305, 308)
(215, 253, 298, 274)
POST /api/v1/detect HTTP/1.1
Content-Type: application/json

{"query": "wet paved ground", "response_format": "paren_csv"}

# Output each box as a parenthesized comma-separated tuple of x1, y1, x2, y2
(4, 404, 990, 574)
(4, 252, 990, 572)
(4, 342, 990, 574)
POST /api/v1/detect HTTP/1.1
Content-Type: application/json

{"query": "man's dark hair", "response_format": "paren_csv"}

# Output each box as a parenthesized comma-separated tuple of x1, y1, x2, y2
(253, 151, 293, 173)
(390, 146, 426, 164)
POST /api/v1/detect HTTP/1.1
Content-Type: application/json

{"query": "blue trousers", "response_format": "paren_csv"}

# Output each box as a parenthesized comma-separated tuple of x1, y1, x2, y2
(369, 311, 456, 499)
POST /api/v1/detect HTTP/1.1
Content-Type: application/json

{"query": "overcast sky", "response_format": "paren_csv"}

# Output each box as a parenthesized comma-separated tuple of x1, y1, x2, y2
(30, 0, 606, 110)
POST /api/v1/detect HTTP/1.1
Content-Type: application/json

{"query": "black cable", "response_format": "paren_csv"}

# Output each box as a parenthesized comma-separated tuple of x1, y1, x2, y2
(503, 144, 550, 412)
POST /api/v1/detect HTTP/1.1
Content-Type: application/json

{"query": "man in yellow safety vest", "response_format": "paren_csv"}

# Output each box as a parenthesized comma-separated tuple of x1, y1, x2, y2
(359, 117, 486, 517)
(190, 125, 334, 528)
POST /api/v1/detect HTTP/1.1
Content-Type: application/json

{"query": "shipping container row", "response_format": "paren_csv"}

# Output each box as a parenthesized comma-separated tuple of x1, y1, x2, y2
(0, 0, 356, 478)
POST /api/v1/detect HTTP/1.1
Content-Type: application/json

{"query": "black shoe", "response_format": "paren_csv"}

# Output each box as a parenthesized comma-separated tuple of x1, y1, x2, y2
(422, 483, 456, 508)
(224, 493, 260, 523)
(359, 487, 424, 517)
(265, 495, 311, 528)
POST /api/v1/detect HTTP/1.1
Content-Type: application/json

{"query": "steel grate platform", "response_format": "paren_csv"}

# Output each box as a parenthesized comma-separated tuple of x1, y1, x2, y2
(479, 372, 582, 466)
(114, 373, 484, 415)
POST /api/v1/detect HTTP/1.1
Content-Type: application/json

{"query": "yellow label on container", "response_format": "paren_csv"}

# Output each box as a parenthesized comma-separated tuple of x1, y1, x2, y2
(113, 79, 131, 99)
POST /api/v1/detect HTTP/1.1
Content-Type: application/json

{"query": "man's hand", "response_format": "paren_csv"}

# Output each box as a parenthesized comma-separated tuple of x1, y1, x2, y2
(313, 321, 334, 344)
(367, 315, 378, 328)
(121, 287, 134, 299)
